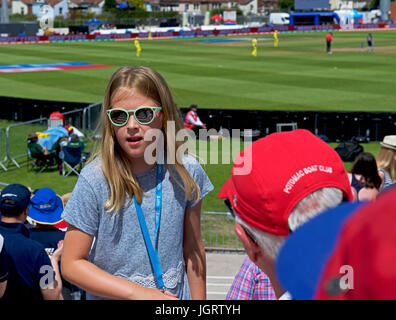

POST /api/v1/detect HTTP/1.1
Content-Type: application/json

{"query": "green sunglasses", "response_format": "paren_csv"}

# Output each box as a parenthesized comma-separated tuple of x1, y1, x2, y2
(106, 106, 162, 126)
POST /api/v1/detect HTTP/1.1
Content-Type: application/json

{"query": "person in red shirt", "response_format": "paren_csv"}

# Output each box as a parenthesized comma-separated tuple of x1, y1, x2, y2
(183, 104, 207, 137)
(326, 32, 333, 54)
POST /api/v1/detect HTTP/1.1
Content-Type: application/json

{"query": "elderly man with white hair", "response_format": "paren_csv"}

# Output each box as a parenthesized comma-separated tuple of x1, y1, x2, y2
(219, 129, 353, 299)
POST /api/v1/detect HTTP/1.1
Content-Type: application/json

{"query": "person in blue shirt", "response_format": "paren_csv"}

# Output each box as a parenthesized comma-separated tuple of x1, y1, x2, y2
(28, 188, 82, 300)
(0, 184, 63, 300)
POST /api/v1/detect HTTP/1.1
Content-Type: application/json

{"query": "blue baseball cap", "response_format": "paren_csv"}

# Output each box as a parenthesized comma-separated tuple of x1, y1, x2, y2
(275, 201, 365, 300)
(28, 188, 63, 225)
(0, 184, 31, 211)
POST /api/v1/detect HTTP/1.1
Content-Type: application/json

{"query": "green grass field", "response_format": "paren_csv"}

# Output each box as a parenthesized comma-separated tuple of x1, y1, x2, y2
(1, 30, 396, 111)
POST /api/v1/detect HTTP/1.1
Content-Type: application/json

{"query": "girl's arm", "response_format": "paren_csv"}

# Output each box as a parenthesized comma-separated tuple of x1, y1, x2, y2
(183, 200, 206, 300)
(61, 225, 178, 300)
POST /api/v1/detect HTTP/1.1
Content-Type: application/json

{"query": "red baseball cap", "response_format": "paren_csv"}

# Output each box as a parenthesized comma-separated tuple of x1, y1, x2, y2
(218, 129, 353, 236)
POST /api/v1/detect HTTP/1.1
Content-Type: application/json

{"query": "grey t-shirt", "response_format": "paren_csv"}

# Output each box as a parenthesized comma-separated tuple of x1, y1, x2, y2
(62, 154, 214, 300)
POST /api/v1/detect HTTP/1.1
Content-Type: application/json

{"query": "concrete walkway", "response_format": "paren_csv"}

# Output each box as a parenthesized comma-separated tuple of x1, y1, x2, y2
(206, 252, 246, 300)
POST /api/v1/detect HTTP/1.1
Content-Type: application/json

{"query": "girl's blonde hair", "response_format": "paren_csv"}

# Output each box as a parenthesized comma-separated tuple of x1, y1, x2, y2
(92, 66, 200, 213)
(376, 146, 396, 182)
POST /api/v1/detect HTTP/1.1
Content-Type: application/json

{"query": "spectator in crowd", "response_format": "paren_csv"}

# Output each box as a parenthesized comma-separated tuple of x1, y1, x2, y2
(61, 192, 71, 207)
(0, 184, 63, 300)
(28, 188, 65, 256)
(0, 234, 8, 298)
(348, 152, 382, 201)
(61, 66, 213, 300)
(326, 32, 333, 54)
(276, 187, 396, 299)
(27, 132, 56, 166)
(58, 136, 69, 149)
(226, 255, 276, 300)
(218, 129, 353, 299)
(58, 134, 87, 175)
(28, 188, 81, 299)
(50, 136, 69, 175)
(376, 135, 396, 191)
(67, 134, 85, 151)
(184, 104, 207, 137)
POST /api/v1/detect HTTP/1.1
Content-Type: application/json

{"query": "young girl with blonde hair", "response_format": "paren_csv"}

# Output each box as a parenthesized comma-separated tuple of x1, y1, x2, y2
(61, 66, 213, 300)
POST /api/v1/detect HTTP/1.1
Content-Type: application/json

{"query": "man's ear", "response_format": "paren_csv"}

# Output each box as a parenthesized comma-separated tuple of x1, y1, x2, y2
(234, 223, 261, 264)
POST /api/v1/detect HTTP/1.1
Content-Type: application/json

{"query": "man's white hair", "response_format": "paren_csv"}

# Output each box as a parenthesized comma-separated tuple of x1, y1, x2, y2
(236, 187, 344, 260)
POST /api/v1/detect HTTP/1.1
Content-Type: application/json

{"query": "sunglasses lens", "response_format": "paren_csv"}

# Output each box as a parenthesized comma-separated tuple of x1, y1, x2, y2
(109, 109, 128, 125)
(135, 108, 155, 124)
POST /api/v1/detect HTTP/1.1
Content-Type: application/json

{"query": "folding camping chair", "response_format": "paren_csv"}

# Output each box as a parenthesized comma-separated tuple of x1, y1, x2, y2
(28, 145, 57, 174)
(60, 145, 84, 177)
(28, 153, 49, 173)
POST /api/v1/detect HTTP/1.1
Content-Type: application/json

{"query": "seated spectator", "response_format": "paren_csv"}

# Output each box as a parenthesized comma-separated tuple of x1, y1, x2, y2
(60, 134, 86, 174)
(67, 134, 85, 151)
(348, 152, 382, 201)
(52, 136, 69, 175)
(27, 132, 56, 166)
(59, 136, 69, 148)
(218, 129, 353, 299)
(376, 135, 396, 192)
(0, 184, 63, 300)
(0, 233, 8, 298)
(276, 187, 396, 299)
(184, 104, 207, 137)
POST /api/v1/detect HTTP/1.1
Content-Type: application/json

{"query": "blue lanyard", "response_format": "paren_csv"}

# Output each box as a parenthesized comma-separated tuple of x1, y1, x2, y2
(133, 164, 164, 289)
(154, 164, 163, 248)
